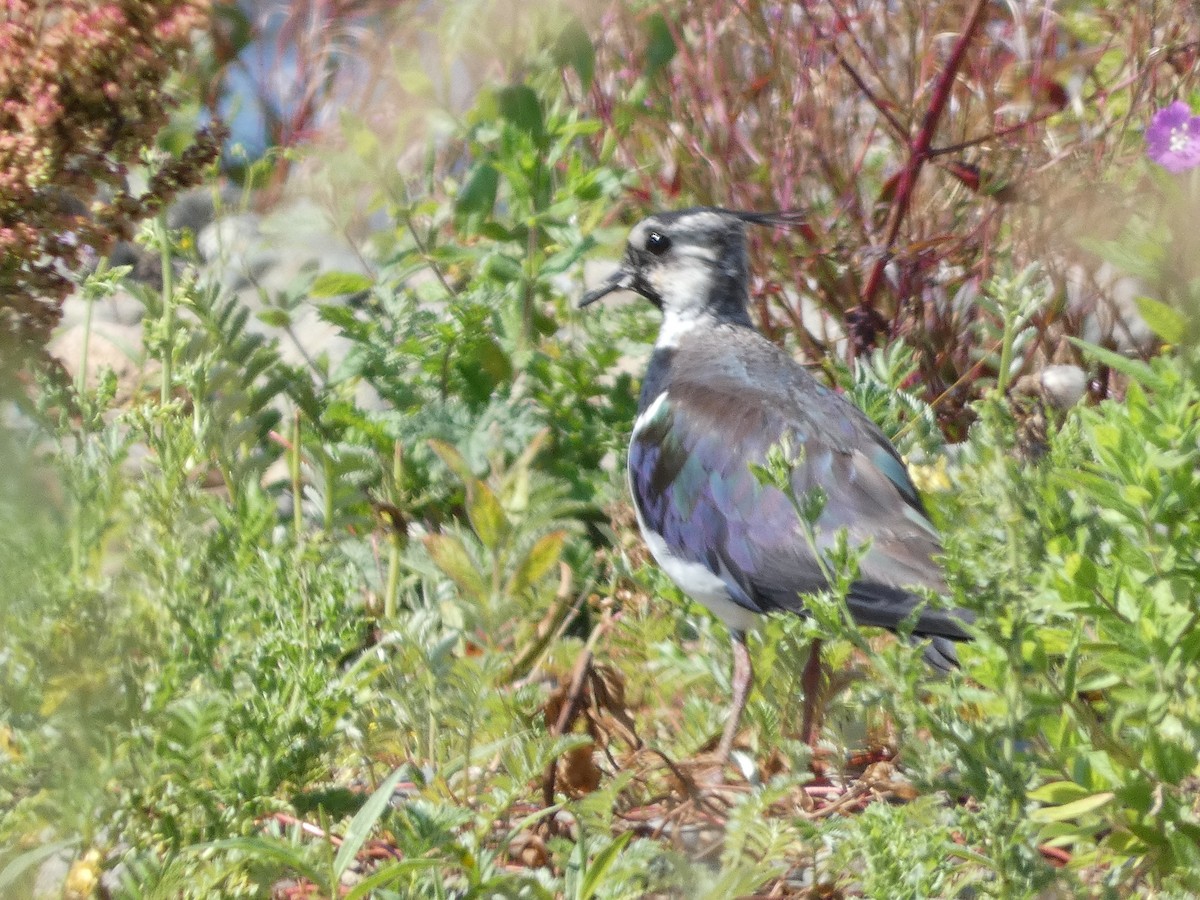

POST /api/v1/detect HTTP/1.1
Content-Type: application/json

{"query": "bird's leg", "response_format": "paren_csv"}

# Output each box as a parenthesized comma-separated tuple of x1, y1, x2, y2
(716, 630, 753, 762)
(799, 638, 824, 747)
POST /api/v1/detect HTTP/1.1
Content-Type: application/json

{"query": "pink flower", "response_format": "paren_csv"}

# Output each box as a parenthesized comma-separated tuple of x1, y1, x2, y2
(1146, 101, 1200, 174)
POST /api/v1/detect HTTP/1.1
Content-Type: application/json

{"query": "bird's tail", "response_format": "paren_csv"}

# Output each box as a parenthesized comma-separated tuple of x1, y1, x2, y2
(844, 583, 973, 673)
(918, 635, 962, 673)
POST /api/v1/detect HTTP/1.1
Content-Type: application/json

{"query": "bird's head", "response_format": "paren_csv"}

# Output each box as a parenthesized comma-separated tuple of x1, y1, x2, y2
(579, 207, 803, 342)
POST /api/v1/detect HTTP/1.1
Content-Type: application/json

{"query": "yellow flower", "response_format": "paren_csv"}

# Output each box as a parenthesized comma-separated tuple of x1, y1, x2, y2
(0, 726, 20, 761)
(65, 848, 102, 899)
(905, 455, 952, 493)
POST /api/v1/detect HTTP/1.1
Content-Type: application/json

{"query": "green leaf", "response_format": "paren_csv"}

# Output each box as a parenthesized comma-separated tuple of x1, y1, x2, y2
(424, 533, 487, 599)
(311, 271, 374, 297)
(467, 481, 507, 550)
(1031, 791, 1114, 823)
(318, 304, 359, 329)
(644, 14, 677, 77)
(1120, 484, 1152, 506)
(456, 162, 499, 218)
(474, 336, 513, 386)
(1076, 671, 1121, 692)
(542, 236, 596, 277)
(497, 85, 544, 140)
(506, 529, 565, 595)
(479, 221, 520, 243)
(198, 838, 326, 886)
(513, 428, 550, 474)
(256, 307, 293, 328)
(1067, 337, 1158, 386)
(344, 859, 444, 900)
(1029, 781, 1091, 805)
(580, 831, 633, 900)
(428, 439, 474, 484)
(553, 19, 595, 89)
(1077, 235, 1164, 283)
(482, 252, 524, 283)
(291, 786, 366, 818)
(1134, 295, 1186, 344)
(333, 766, 409, 878)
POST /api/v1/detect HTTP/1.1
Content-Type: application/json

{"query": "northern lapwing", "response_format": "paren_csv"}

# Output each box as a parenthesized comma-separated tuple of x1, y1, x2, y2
(580, 207, 973, 761)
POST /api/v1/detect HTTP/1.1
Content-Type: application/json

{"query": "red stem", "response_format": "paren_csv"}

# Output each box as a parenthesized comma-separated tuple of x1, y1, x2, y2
(859, 0, 990, 313)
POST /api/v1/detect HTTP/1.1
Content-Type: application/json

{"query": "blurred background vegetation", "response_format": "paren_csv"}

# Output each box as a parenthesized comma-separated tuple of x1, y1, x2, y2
(1, 1, 1199, 897)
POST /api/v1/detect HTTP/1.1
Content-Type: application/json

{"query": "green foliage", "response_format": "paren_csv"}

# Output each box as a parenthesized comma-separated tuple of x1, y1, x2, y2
(886, 339, 1200, 895)
(824, 799, 961, 899)
(5, 6, 1200, 898)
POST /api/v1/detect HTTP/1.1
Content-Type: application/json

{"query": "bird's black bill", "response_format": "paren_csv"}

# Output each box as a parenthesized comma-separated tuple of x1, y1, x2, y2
(578, 268, 633, 308)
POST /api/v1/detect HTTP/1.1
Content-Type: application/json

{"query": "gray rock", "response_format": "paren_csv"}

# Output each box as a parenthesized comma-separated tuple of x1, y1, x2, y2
(1040, 364, 1088, 409)
(62, 189, 385, 420)
(251, 199, 368, 297)
(196, 213, 275, 292)
(32, 847, 72, 899)
(98, 290, 147, 326)
(60, 289, 148, 327)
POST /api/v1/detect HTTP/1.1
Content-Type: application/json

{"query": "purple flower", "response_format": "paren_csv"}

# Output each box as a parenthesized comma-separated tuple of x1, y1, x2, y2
(1146, 101, 1200, 174)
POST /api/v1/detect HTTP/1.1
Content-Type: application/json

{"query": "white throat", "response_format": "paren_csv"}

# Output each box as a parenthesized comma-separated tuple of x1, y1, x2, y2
(647, 242, 719, 349)
(655, 308, 708, 349)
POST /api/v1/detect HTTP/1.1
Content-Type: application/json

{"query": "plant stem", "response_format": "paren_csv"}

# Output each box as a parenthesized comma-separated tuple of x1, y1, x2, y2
(292, 409, 304, 543)
(384, 440, 403, 619)
(522, 220, 538, 352)
(323, 453, 335, 534)
(158, 213, 175, 406)
(859, 0, 989, 314)
(77, 258, 107, 397)
(996, 302, 1018, 398)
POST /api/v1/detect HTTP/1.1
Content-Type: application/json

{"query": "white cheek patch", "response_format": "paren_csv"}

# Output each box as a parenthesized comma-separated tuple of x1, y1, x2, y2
(650, 257, 715, 348)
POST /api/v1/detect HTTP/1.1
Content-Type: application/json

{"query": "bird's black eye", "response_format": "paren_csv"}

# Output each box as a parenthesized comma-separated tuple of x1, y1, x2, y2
(645, 230, 671, 256)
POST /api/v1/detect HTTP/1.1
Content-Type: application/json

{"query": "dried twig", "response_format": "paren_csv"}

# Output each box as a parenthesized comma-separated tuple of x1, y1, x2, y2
(540, 605, 620, 811)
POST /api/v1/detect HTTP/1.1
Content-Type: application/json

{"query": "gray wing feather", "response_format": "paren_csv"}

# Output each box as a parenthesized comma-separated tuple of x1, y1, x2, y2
(631, 329, 973, 648)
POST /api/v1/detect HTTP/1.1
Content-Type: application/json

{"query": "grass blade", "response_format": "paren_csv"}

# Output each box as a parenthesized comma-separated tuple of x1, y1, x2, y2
(333, 766, 409, 878)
